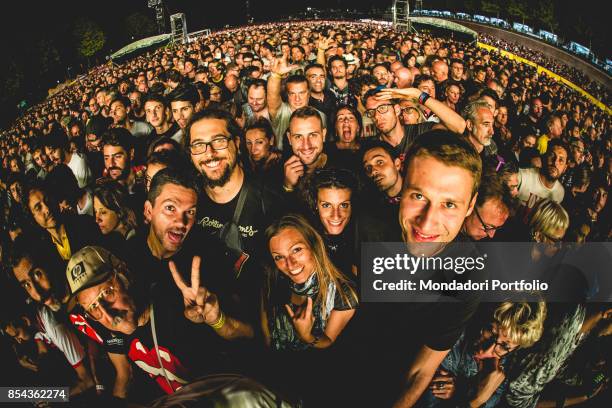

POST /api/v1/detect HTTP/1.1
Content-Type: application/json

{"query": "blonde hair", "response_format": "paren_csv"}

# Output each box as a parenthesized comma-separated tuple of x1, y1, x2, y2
(494, 300, 547, 348)
(264, 214, 357, 317)
(529, 199, 570, 237)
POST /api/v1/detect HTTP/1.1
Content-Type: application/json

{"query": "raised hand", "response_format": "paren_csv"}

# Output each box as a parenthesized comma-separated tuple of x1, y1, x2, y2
(271, 55, 298, 76)
(317, 36, 333, 51)
(473, 357, 505, 405)
(375, 87, 421, 102)
(283, 155, 305, 189)
(285, 297, 315, 342)
(168, 256, 221, 325)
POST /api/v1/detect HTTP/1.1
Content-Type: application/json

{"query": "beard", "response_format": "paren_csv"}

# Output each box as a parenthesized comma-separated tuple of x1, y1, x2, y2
(202, 158, 236, 188)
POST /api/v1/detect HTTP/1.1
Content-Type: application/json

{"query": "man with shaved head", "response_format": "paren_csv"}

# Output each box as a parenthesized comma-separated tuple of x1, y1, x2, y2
(393, 68, 414, 89)
(431, 59, 449, 98)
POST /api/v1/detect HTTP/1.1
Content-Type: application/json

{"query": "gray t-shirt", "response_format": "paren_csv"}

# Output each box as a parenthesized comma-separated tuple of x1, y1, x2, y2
(129, 120, 154, 139)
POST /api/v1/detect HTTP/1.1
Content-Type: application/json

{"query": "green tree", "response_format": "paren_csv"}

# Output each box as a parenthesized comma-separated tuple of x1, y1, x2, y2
(481, 0, 501, 18)
(463, 0, 480, 14)
(124, 12, 157, 41)
(507, 0, 529, 24)
(0, 58, 24, 105)
(535, 0, 558, 33)
(34, 38, 61, 80)
(73, 18, 106, 64)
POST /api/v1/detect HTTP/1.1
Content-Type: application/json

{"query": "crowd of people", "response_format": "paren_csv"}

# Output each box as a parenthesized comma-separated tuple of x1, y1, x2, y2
(0, 20, 610, 408)
(478, 34, 610, 105)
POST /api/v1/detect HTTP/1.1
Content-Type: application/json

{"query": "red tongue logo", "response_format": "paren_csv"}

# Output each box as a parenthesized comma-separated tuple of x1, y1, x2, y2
(128, 338, 190, 394)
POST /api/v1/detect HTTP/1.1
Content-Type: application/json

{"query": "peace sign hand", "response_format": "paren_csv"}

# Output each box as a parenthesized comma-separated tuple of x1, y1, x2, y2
(285, 297, 315, 343)
(169, 256, 221, 325)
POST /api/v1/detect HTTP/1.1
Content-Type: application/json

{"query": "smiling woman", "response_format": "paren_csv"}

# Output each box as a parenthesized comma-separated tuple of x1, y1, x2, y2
(262, 214, 358, 351)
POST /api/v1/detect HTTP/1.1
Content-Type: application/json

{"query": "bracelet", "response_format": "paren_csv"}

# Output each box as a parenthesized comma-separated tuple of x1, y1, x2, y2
(283, 184, 294, 193)
(271, 72, 283, 79)
(418, 92, 430, 105)
(209, 311, 226, 330)
(96, 384, 105, 391)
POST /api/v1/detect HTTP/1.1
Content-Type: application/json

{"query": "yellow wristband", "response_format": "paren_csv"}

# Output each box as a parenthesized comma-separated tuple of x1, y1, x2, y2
(210, 312, 226, 330)
(271, 72, 283, 79)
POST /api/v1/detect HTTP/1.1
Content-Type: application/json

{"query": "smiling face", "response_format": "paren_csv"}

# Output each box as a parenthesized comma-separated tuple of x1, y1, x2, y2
(144, 183, 197, 258)
(269, 227, 316, 284)
(189, 117, 238, 187)
(306, 66, 326, 93)
(317, 188, 352, 235)
(400, 155, 476, 252)
(288, 116, 326, 166)
(247, 85, 266, 113)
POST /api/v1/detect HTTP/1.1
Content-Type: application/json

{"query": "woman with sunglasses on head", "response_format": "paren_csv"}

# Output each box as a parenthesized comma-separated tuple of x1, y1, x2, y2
(421, 300, 547, 408)
(261, 214, 358, 352)
(302, 168, 360, 280)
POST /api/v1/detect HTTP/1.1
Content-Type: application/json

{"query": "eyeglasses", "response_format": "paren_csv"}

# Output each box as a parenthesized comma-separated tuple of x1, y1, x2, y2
(365, 103, 394, 119)
(480, 324, 516, 357)
(401, 107, 419, 115)
(84, 285, 117, 321)
(474, 208, 502, 236)
(188, 136, 232, 155)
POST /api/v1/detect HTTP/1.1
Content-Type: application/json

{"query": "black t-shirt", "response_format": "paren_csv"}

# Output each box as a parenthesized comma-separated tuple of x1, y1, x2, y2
(125, 294, 229, 395)
(324, 142, 361, 173)
(384, 122, 436, 163)
(309, 91, 337, 130)
(197, 177, 284, 267)
(69, 310, 126, 354)
(155, 123, 180, 140)
(196, 179, 285, 324)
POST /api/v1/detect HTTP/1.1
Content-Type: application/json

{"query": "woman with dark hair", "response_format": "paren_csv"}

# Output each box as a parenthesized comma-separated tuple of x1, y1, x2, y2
(303, 168, 359, 279)
(93, 179, 136, 240)
(262, 214, 358, 351)
(325, 104, 363, 172)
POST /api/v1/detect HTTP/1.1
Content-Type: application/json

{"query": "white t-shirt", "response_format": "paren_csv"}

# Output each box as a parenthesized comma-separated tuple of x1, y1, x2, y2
(77, 189, 94, 217)
(517, 167, 565, 208)
(67, 152, 92, 189)
(35, 306, 85, 368)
